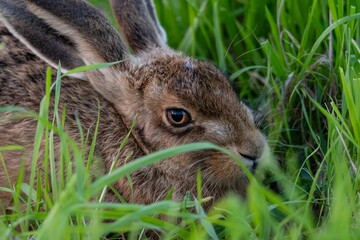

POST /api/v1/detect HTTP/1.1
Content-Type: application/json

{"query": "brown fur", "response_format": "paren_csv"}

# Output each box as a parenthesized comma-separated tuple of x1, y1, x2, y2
(0, 0, 267, 209)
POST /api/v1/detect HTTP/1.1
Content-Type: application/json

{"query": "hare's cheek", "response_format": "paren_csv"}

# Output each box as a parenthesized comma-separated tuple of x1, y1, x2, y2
(143, 121, 206, 149)
(203, 153, 246, 183)
(201, 154, 250, 197)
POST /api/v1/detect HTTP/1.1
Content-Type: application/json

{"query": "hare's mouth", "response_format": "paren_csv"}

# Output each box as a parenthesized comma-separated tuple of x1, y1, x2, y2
(241, 157, 258, 173)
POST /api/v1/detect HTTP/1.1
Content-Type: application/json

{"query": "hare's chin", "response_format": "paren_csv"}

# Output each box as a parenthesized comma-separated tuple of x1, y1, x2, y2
(216, 174, 250, 197)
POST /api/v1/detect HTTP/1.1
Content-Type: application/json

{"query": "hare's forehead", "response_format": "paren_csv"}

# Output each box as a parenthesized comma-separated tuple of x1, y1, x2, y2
(131, 53, 246, 109)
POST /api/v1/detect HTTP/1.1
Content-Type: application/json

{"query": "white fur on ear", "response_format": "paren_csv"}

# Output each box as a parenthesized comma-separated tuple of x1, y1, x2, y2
(159, 25, 167, 44)
(25, 3, 100, 65)
(21, 2, 112, 81)
(144, 0, 167, 44)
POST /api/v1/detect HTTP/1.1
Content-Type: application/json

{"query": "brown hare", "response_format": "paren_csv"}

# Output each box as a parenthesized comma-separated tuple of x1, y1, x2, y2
(0, 0, 268, 208)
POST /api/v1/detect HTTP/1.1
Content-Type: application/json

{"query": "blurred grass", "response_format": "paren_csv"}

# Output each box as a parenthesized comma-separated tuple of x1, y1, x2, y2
(1, 0, 360, 239)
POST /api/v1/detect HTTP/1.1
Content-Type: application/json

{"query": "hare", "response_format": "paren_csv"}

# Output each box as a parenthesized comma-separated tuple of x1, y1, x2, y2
(0, 0, 268, 208)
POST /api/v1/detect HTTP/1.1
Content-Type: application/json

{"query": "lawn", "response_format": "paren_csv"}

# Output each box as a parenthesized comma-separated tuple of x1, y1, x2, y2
(1, 0, 360, 239)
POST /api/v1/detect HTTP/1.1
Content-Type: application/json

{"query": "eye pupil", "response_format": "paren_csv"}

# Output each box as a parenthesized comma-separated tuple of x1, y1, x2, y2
(165, 108, 192, 127)
(171, 110, 185, 123)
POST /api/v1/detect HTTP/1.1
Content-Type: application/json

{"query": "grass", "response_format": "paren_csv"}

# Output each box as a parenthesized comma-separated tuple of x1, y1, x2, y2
(1, 0, 360, 239)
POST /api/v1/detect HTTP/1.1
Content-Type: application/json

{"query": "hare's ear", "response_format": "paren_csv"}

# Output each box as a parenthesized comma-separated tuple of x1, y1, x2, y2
(0, 0, 132, 103)
(0, 0, 129, 75)
(110, 0, 167, 53)
(143, 0, 167, 44)
(0, 0, 85, 73)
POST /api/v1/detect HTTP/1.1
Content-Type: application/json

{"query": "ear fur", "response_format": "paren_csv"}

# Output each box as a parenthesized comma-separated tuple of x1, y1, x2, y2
(143, 0, 167, 44)
(110, 0, 167, 53)
(23, 0, 129, 65)
(0, 0, 132, 103)
(0, 0, 84, 72)
(0, 0, 130, 71)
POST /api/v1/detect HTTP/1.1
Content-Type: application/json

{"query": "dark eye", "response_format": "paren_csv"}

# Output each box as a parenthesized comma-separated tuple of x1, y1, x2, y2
(165, 108, 192, 127)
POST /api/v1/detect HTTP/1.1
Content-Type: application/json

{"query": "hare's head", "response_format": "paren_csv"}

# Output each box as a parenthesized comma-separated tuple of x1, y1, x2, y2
(0, 0, 268, 200)
(124, 51, 266, 185)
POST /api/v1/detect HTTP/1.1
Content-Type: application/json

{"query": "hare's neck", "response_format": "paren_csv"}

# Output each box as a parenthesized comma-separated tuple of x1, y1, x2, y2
(96, 107, 146, 171)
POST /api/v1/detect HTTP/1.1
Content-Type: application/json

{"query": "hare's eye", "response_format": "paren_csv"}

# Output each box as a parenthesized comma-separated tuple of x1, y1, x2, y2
(166, 108, 192, 127)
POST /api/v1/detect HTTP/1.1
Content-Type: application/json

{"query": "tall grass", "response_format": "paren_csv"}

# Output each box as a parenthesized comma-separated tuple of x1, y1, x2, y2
(1, 0, 360, 239)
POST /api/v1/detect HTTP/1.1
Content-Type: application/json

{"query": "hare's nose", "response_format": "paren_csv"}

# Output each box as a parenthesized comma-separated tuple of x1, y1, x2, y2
(239, 153, 257, 162)
(239, 153, 258, 170)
